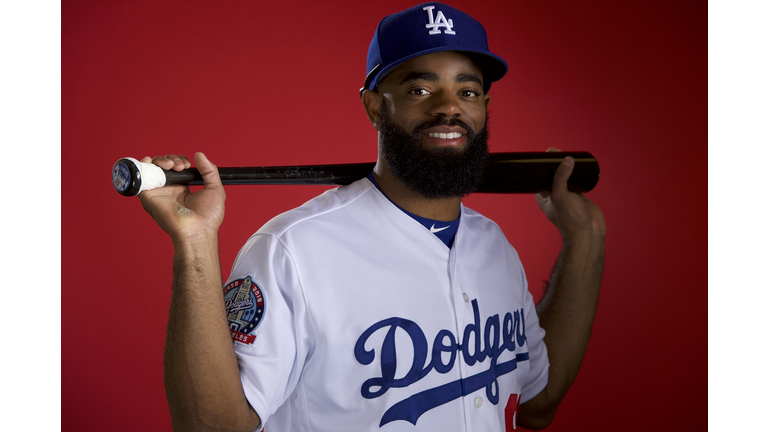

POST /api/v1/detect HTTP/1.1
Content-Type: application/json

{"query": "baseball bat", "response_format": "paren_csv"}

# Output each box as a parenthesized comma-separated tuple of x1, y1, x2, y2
(112, 152, 600, 197)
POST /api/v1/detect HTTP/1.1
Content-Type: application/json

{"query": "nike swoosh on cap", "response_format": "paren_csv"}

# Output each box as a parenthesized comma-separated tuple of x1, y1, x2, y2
(430, 224, 450, 234)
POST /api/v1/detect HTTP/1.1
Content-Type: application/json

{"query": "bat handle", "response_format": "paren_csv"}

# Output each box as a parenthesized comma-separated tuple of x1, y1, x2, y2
(112, 157, 198, 196)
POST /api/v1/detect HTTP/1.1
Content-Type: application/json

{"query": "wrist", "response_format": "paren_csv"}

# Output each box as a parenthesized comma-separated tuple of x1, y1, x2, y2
(172, 231, 219, 254)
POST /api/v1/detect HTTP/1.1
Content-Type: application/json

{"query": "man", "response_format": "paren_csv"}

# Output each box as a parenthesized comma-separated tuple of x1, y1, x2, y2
(138, 3, 605, 431)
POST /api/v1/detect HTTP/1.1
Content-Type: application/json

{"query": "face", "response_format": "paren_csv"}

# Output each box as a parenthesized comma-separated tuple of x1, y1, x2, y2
(370, 52, 492, 198)
(376, 51, 490, 149)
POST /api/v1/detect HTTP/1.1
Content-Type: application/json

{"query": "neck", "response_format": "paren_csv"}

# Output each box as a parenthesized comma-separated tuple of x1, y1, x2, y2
(372, 159, 462, 222)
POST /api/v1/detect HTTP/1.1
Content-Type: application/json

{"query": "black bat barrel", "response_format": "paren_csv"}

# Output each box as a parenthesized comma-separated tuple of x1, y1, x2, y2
(114, 152, 600, 196)
(478, 152, 599, 193)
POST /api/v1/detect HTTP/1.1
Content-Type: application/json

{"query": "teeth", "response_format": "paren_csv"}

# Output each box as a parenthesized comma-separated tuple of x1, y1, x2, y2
(428, 132, 463, 139)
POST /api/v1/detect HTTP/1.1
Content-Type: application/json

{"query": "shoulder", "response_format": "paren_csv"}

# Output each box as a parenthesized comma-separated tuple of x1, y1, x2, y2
(460, 204, 523, 260)
(253, 177, 376, 239)
(461, 205, 508, 238)
(228, 178, 377, 279)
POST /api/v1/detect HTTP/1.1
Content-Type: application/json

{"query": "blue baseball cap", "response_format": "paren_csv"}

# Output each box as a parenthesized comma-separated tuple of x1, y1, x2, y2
(361, 2, 507, 96)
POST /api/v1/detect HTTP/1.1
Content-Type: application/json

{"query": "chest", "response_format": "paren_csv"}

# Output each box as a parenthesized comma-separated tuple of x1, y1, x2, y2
(291, 233, 531, 431)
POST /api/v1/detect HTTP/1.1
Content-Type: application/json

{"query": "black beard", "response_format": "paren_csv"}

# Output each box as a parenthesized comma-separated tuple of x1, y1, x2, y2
(379, 102, 489, 199)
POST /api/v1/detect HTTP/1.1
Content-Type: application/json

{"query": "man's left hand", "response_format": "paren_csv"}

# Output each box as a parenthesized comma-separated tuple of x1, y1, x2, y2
(535, 148, 606, 241)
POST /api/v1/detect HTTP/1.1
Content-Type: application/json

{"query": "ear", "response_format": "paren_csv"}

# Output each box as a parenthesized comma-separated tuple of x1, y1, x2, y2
(484, 93, 491, 109)
(361, 89, 383, 130)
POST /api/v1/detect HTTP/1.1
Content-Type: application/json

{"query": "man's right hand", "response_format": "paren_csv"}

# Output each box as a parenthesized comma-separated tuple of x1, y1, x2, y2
(138, 152, 260, 431)
(137, 152, 226, 245)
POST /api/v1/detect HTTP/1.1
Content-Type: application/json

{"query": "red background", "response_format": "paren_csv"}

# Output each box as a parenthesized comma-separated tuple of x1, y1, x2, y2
(62, 1, 706, 430)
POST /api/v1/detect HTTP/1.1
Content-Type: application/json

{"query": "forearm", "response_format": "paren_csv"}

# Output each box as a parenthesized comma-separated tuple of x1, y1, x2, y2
(164, 235, 260, 432)
(539, 231, 604, 392)
(519, 231, 605, 428)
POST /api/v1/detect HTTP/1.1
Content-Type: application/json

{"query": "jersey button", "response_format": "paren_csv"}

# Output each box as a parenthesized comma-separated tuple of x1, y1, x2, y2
(463, 293, 469, 303)
(474, 397, 483, 408)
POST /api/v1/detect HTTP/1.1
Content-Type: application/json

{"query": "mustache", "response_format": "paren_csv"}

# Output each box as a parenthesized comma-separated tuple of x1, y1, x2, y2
(412, 117, 476, 138)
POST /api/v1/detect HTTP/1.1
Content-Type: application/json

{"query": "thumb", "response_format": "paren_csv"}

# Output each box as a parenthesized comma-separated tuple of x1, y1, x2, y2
(551, 156, 574, 200)
(195, 152, 223, 191)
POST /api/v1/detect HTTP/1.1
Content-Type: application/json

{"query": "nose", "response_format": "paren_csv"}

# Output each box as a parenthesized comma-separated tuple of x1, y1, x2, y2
(429, 90, 462, 118)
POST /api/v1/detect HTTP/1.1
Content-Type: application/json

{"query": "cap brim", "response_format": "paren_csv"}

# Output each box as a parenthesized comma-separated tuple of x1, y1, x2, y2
(369, 47, 508, 92)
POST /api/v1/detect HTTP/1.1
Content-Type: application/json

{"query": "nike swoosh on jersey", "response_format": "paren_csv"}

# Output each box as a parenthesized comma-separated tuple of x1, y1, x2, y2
(430, 224, 450, 234)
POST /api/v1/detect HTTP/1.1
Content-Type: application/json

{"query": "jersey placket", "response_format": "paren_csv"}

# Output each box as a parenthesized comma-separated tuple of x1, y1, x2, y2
(448, 209, 474, 432)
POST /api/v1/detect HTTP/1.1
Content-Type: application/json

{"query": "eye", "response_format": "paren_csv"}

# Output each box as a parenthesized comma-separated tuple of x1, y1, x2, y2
(460, 90, 480, 98)
(409, 88, 431, 96)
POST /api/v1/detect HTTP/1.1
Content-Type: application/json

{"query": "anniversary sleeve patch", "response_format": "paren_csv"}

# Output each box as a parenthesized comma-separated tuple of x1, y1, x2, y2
(223, 276, 266, 345)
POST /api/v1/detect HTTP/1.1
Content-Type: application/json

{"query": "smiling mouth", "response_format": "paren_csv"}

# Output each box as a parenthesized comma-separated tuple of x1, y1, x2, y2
(426, 132, 463, 139)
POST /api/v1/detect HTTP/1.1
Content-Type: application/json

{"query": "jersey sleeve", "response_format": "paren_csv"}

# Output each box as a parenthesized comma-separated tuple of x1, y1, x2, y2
(519, 276, 550, 404)
(223, 233, 312, 429)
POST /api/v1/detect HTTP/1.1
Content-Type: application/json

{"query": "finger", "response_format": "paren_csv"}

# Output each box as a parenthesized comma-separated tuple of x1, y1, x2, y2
(151, 155, 176, 170)
(195, 152, 224, 191)
(164, 154, 187, 171)
(141, 156, 152, 163)
(545, 147, 562, 153)
(177, 154, 192, 169)
(534, 191, 551, 209)
(551, 156, 574, 199)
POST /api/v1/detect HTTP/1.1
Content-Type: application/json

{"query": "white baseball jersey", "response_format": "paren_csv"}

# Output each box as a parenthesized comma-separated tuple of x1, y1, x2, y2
(223, 178, 549, 432)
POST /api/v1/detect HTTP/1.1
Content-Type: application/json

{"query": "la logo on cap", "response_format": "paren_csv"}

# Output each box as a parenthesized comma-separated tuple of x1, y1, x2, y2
(424, 5, 455, 35)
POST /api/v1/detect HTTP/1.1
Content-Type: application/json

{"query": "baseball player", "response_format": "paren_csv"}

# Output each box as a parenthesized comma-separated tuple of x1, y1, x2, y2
(137, 3, 605, 431)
